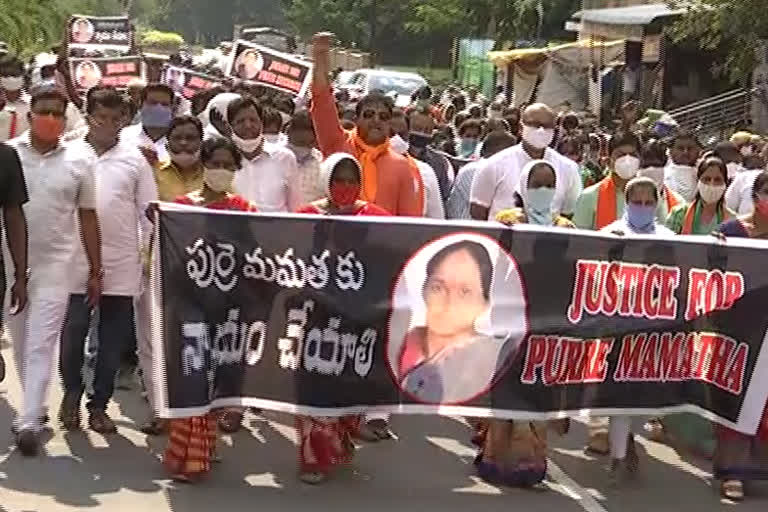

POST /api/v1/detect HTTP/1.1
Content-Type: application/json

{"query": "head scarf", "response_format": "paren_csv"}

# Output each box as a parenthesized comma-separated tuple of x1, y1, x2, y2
(201, 92, 240, 137)
(517, 159, 557, 226)
(320, 153, 362, 199)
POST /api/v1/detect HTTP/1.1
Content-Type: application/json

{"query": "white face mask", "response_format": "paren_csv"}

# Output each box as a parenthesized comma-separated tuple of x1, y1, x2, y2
(726, 162, 743, 179)
(697, 181, 726, 204)
(638, 166, 665, 186)
(740, 145, 754, 157)
(1, 76, 23, 91)
(203, 167, 235, 193)
(169, 149, 200, 168)
(390, 133, 410, 155)
(231, 133, 263, 154)
(521, 124, 554, 150)
(614, 155, 641, 179)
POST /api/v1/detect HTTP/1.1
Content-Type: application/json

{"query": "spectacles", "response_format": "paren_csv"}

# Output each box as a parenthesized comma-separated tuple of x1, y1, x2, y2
(361, 110, 392, 122)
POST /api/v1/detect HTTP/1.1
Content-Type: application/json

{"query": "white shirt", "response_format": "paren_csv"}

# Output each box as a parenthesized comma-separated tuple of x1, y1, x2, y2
(120, 123, 169, 162)
(415, 159, 445, 219)
(0, 96, 30, 142)
(470, 144, 582, 219)
(293, 147, 325, 205)
(5, 133, 96, 292)
(67, 137, 158, 296)
(233, 142, 302, 212)
(725, 169, 761, 215)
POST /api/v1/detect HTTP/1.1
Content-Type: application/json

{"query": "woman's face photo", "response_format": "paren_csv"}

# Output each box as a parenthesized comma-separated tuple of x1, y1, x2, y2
(424, 248, 488, 339)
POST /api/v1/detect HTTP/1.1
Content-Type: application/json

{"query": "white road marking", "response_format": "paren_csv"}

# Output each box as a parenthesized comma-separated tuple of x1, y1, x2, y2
(546, 458, 610, 512)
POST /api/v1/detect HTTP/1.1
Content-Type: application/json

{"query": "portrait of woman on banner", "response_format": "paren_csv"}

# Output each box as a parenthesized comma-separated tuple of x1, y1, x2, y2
(76, 60, 102, 90)
(389, 235, 528, 405)
(235, 49, 264, 81)
(71, 17, 95, 44)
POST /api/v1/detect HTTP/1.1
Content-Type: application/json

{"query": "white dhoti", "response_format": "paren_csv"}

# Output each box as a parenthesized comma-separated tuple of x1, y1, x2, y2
(4, 279, 69, 432)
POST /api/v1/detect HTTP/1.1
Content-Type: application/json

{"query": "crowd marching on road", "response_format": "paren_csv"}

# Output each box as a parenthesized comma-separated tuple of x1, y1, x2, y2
(0, 26, 767, 507)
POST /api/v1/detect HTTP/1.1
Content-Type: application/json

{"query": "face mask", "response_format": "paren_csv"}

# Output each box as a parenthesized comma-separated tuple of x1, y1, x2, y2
(626, 204, 656, 233)
(203, 167, 235, 193)
(170, 149, 200, 168)
(521, 124, 554, 150)
(525, 187, 556, 226)
(726, 162, 743, 179)
(329, 182, 360, 207)
(1, 76, 23, 91)
(279, 111, 291, 127)
(31, 114, 65, 142)
(638, 166, 665, 186)
(390, 134, 409, 155)
(141, 104, 173, 128)
(614, 155, 640, 179)
(459, 137, 478, 157)
(755, 195, 768, 217)
(740, 145, 754, 157)
(409, 131, 432, 150)
(232, 133, 263, 154)
(697, 182, 726, 204)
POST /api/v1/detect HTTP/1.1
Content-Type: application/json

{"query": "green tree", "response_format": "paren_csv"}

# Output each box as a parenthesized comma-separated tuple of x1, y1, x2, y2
(668, 0, 767, 83)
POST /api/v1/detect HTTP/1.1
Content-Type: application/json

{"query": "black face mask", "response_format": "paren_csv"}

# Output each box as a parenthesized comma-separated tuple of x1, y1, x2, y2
(408, 132, 432, 149)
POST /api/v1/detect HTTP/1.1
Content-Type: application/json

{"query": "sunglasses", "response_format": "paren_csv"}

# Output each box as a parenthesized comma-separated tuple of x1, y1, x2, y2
(361, 110, 392, 122)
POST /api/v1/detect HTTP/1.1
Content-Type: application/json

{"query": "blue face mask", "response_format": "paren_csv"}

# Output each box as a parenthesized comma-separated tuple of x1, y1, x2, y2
(141, 104, 173, 128)
(526, 187, 556, 225)
(459, 137, 478, 157)
(626, 204, 656, 233)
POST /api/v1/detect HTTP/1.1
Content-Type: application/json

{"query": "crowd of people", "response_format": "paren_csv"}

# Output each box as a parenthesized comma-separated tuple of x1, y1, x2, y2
(1, 30, 767, 501)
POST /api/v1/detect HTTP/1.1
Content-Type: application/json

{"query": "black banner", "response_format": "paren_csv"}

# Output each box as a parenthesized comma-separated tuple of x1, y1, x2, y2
(162, 66, 222, 99)
(152, 204, 768, 435)
(226, 39, 312, 97)
(69, 56, 144, 93)
(68, 15, 131, 52)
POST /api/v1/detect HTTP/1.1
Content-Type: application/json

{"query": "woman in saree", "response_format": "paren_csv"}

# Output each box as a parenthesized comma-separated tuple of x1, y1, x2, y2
(712, 170, 768, 501)
(294, 152, 388, 485)
(164, 137, 258, 483)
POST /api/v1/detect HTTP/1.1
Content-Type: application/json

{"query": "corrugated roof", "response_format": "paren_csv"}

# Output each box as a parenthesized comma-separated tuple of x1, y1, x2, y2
(573, 3, 686, 25)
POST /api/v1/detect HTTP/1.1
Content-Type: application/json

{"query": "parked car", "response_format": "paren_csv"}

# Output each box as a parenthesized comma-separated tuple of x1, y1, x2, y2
(338, 69, 427, 108)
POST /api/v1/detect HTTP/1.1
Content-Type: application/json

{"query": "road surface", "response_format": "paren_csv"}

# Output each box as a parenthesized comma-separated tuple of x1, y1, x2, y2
(0, 344, 766, 511)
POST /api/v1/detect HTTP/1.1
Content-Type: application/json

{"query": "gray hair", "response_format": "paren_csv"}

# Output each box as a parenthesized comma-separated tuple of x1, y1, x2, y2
(624, 176, 659, 203)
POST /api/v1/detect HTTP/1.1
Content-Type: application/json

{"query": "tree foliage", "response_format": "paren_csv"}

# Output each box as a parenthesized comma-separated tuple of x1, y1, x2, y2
(668, 0, 768, 83)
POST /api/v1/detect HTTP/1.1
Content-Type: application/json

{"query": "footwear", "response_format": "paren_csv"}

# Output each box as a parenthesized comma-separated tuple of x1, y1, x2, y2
(299, 471, 327, 485)
(364, 419, 394, 440)
(15, 429, 39, 456)
(217, 410, 242, 433)
(586, 431, 610, 455)
(721, 480, 744, 501)
(139, 418, 168, 436)
(88, 409, 117, 434)
(11, 415, 49, 435)
(58, 393, 82, 431)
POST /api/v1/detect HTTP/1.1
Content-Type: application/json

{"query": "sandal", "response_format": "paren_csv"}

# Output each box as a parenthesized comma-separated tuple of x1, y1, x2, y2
(362, 419, 394, 441)
(171, 473, 204, 484)
(139, 418, 168, 436)
(218, 410, 243, 434)
(88, 409, 117, 434)
(299, 471, 327, 485)
(721, 480, 744, 501)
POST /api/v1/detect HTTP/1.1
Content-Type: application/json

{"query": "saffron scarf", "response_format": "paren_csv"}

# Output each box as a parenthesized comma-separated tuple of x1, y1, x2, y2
(348, 128, 391, 203)
(681, 201, 730, 235)
(347, 128, 424, 214)
(595, 176, 618, 230)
